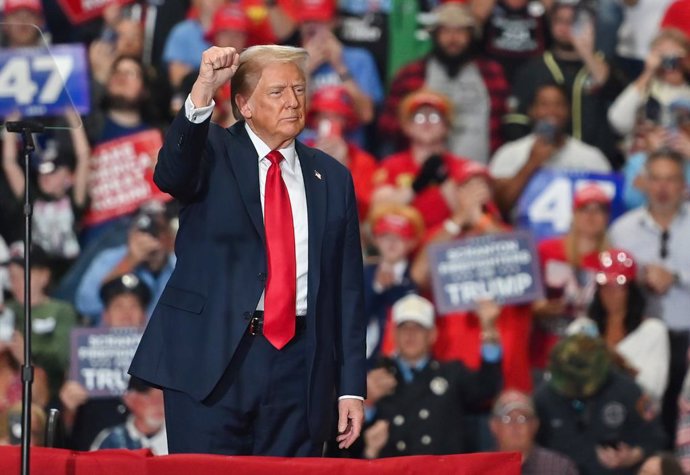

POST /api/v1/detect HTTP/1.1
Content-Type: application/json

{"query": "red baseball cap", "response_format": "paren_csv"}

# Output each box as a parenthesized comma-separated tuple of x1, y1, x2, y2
(368, 204, 425, 241)
(298, 0, 336, 22)
(204, 4, 248, 42)
(307, 86, 358, 132)
(4, 0, 42, 15)
(573, 184, 611, 210)
(398, 89, 453, 124)
(595, 249, 637, 286)
(449, 160, 491, 185)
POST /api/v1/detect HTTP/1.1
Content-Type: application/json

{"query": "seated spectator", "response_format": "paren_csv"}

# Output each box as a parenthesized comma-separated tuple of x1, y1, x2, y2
(162, 0, 223, 89)
(299, 0, 383, 143)
(363, 294, 502, 458)
(471, 0, 549, 83)
(90, 376, 167, 454)
(532, 184, 611, 373)
(588, 249, 670, 414)
(2, 110, 90, 282)
(609, 150, 690, 443)
(535, 333, 666, 475)
(622, 98, 690, 210)
(609, 29, 690, 141)
(61, 273, 151, 450)
(75, 202, 175, 325)
(490, 83, 611, 217)
(303, 86, 378, 218)
(411, 159, 531, 392)
(0, 402, 46, 447)
(490, 389, 579, 475)
(363, 204, 424, 366)
(637, 452, 684, 475)
(379, 2, 508, 162)
(5, 242, 77, 399)
(372, 89, 469, 230)
(504, 0, 623, 162)
(1, 0, 45, 48)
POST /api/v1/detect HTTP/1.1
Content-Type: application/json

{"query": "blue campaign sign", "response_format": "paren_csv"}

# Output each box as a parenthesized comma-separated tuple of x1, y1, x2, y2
(428, 230, 543, 314)
(515, 170, 625, 242)
(0, 44, 90, 118)
(70, 327, 142, 398)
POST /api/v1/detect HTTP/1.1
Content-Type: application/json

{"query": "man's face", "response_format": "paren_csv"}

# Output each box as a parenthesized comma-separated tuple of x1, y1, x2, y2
(530, 86, 569, 130)
(37, 167, 72, 199)
(435, 25, 473, 57)
(645, 158, 685, 214)
(107, 58, 145, 104)
(239, 62, 307, 150)
(549, 6, 576, 50)
(126, 388, 165, 433)
(490, 409, 538, 454)
(8, 264, 50, 304)
(103, 294, 146, 328)
(402, 105, 449, 145)
(395, 322, 435, 362)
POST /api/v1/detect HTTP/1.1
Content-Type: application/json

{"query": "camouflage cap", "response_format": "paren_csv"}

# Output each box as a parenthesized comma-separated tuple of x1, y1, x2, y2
(548, 333, 611, 399)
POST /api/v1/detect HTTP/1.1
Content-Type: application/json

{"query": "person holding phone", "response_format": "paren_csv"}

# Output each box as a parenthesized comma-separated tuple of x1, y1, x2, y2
(490, 83, 611, 216)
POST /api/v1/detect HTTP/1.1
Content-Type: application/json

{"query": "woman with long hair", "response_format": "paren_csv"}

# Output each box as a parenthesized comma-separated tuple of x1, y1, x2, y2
(588, 249, 670, 413)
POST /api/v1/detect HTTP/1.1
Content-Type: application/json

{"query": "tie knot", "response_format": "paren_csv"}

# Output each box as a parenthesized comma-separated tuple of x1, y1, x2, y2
(266, 150, 284, 166)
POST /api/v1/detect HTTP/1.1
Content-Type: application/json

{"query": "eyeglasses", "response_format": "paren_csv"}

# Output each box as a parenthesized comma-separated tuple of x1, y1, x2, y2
(412, 111, 443, 125)
(660, 230, 670, 259)
(497, 414, 533, 425)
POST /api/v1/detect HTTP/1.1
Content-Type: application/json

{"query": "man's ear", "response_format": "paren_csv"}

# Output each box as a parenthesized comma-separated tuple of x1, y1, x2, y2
(235, 93, 252, 120)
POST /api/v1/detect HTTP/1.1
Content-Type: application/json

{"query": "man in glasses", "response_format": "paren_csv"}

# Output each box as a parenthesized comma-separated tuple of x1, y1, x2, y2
(610, 149, 690, 444)
(490, 390, 578, 475)
(371, 89, 471, 229)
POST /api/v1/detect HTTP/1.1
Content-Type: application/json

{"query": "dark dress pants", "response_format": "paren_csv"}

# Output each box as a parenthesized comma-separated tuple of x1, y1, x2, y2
(163, 330, 322, 456)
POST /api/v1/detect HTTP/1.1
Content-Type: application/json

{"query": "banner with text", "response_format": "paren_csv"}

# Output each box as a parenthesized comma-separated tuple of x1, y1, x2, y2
(428, 231, 543, 314)
(515, 170, 625, 242)
(0, 44, 89, 118)
(84, 129, 170, 226)
(70, 327, 142, 398)
(58, 0, 136, 24)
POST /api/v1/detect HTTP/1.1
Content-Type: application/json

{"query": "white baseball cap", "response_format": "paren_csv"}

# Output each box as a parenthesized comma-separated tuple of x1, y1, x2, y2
(392, 294, 435, 329)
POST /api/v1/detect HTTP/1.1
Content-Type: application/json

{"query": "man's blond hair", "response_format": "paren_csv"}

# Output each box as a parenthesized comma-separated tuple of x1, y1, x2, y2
(231, 45, 309, 120)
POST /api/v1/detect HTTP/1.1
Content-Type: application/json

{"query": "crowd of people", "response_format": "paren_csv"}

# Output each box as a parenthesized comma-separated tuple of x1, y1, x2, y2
(1, 0, 690, 473)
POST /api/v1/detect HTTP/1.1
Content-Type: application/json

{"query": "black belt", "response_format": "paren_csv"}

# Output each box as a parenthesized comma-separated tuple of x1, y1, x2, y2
(248, 311, 307, 336)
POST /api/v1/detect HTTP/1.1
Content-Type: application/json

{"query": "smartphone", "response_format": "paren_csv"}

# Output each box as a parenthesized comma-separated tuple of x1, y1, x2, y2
(534, 120, 558, 144)
(661, 55, 681, 71)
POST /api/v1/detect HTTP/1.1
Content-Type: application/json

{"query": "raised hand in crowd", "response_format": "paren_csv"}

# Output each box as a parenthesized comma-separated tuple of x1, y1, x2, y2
(411, 154, 448, 194)
(365, 367, 397, 407)
(570, 10, 610, 87)
(475, 299, 501, 341)
(373, 262, 397, 292)
(313, 134, 348, 165)
(126, 229, 164, 267)
(363, 420, 389, 459)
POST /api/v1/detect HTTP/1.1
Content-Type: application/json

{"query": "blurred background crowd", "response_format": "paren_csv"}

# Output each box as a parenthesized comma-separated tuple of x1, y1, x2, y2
(1, 0, 690, 473)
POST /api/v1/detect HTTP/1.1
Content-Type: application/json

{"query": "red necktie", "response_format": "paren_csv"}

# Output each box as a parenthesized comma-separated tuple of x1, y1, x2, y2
(263, 150, 296, 349)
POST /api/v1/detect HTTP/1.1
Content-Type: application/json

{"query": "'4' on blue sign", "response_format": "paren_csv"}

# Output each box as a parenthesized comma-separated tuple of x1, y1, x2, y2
(516, 170, 625, 241)
(0, 44, 90, 118)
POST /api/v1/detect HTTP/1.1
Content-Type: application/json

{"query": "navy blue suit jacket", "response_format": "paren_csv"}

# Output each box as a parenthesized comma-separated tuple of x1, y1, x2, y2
(129, 110, 366, 441)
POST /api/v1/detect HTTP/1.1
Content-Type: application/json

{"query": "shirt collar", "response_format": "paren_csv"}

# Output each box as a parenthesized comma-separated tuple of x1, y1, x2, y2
(244, 122, 297, 173)
(639, 203, 689, 231)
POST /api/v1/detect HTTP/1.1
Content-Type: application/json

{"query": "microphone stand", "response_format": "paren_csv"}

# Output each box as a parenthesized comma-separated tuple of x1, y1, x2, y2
(5, 120, 45, 475)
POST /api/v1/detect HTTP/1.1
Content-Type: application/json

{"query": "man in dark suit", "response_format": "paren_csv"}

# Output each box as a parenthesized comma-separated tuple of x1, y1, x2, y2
(128, 45, 366, 456)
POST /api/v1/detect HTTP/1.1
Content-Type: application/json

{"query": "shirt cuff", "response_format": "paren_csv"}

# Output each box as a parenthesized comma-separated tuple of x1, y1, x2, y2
(481, 342, 502, 363)
(339, 395, 364, 401)
(184, 94, 215, 123)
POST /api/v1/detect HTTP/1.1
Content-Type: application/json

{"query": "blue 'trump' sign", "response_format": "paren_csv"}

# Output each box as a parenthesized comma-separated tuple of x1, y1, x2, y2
(428, 230, 543, 314)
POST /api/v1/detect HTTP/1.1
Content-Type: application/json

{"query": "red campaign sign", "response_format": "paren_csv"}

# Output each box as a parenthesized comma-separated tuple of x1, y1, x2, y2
(83, 129, 170, 226)
(58, 0, 135, 25)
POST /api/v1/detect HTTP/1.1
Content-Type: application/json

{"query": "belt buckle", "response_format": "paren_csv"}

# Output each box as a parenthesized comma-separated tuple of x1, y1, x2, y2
(249, 316, 260, 336)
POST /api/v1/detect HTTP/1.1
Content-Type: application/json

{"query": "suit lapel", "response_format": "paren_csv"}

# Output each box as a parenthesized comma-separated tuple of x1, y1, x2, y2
(296, 142, 326, 314)
(224, 123, 265, 244)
